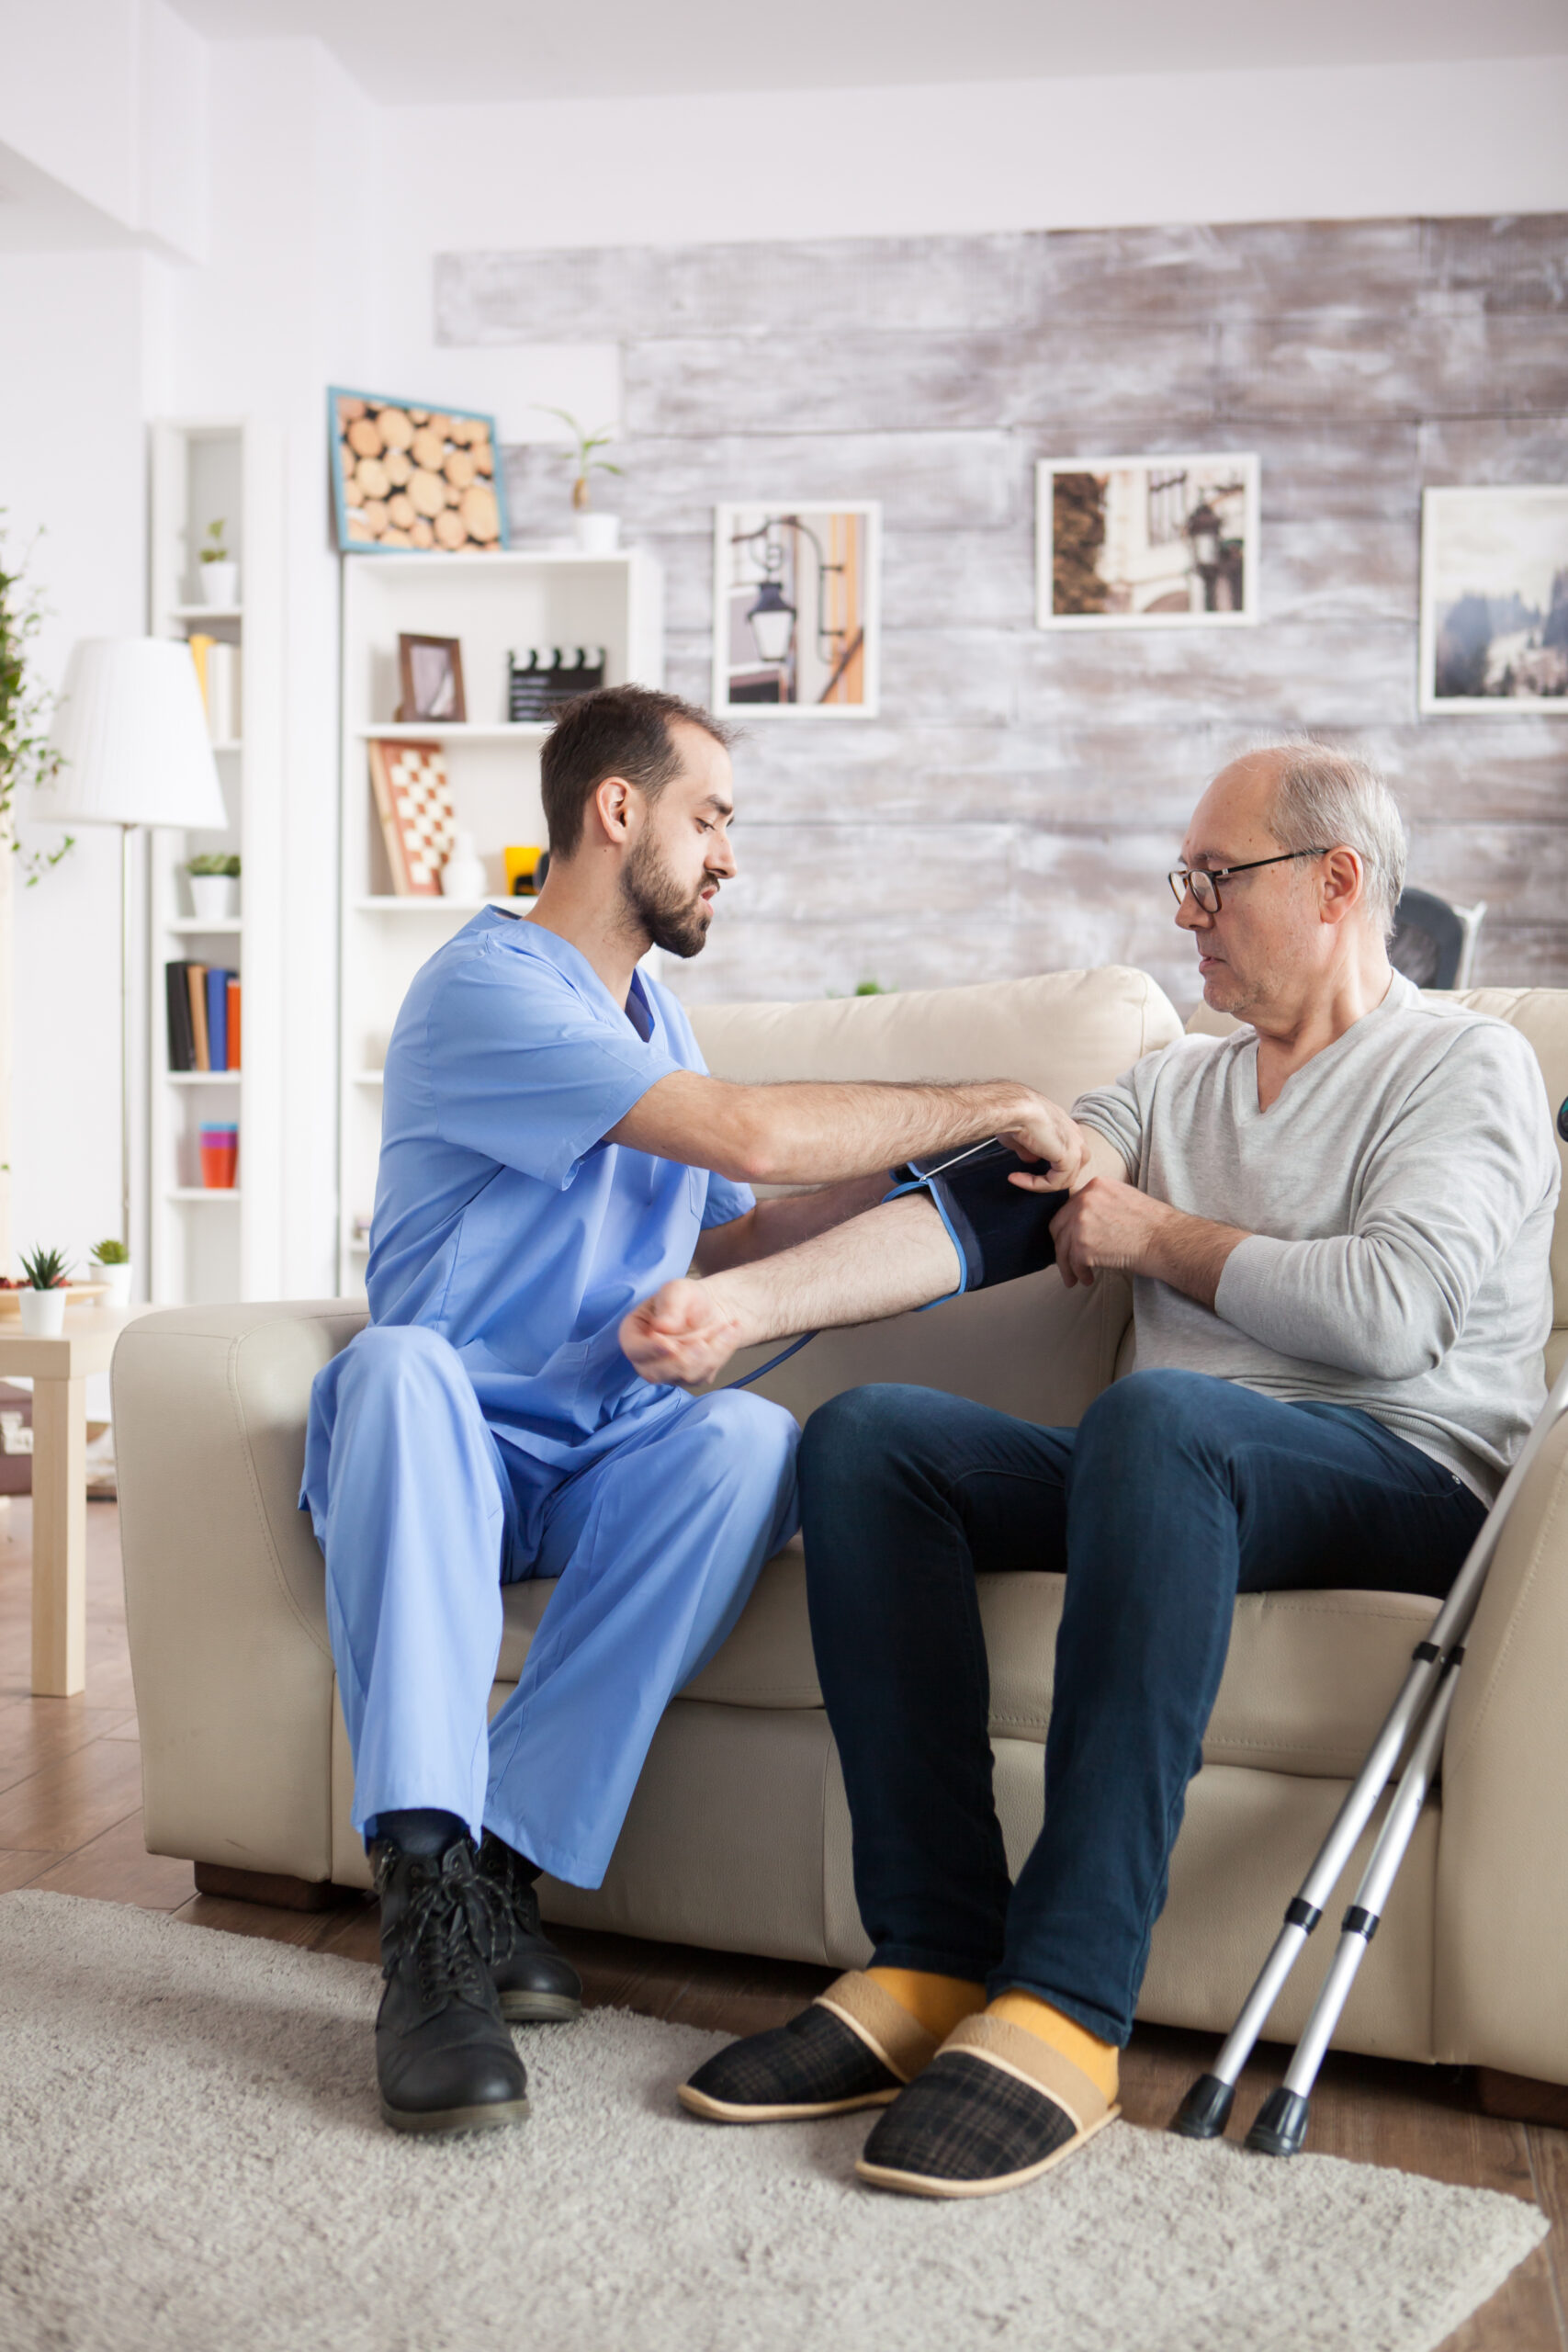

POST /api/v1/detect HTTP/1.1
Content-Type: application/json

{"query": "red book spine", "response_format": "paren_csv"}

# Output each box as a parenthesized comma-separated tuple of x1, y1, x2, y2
(226, 977, 242, 1070)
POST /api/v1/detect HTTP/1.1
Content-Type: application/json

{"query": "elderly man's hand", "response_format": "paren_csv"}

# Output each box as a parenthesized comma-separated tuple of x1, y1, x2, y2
(1048, 1176, 1174, 1287)
(620, 1277, 749, 1387)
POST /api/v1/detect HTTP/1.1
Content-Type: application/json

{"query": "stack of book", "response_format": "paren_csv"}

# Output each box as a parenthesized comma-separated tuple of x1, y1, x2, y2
(166, 963, 243, 1071)
(187, 636, 243, 745)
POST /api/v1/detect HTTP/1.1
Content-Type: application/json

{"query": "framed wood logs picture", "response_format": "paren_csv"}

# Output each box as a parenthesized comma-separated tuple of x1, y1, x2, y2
(330, 390, 510, 554)
(1036, 454, 1258, 628)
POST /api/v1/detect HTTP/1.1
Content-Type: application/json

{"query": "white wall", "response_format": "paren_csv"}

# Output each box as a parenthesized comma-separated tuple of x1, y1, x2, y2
(1, 23, 1565, 1306)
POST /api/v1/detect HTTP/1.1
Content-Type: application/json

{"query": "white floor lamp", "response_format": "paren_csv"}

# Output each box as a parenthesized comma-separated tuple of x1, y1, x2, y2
(46, 639, 228, 1256)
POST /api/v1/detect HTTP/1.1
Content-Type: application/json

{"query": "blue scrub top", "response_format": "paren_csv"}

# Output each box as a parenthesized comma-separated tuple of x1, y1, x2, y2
(367, 907, 754, 1464)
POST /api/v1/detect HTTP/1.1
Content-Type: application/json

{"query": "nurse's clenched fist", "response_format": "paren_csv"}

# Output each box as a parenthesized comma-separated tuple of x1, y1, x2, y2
(621, 1277, 747, 1387)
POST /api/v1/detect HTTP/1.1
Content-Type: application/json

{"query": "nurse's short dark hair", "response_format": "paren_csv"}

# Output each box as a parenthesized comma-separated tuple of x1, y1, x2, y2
(541, 685, 734, 858)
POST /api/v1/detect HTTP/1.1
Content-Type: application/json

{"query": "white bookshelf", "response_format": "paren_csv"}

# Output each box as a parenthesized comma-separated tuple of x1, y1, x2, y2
(147, 420, 285, 1306)
(337, 548, 664, 1295)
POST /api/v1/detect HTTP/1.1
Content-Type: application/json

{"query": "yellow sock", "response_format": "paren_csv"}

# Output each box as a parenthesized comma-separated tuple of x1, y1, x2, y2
(987, 1991, 1121, 2104)
(866, 1966, 987, 2045)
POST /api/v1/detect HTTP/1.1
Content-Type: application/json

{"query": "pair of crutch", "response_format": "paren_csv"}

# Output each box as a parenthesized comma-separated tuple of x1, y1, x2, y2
(1172, 1355, 1568, 2157)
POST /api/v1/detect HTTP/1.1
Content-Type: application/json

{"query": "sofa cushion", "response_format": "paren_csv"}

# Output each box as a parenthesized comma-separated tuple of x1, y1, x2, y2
(499, 1544, 1437, 1781)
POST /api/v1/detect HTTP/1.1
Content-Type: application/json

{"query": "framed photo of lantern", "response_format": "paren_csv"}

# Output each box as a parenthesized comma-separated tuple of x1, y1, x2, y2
(1036, 454, 1258, 628)
(329, 390, 510, 553)
(713, 503, 881, 717)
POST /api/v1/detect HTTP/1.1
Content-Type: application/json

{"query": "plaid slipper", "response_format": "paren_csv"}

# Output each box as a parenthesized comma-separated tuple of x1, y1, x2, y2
(678, 1972, 941, 2123)
(855, 2012, 1120, 2198)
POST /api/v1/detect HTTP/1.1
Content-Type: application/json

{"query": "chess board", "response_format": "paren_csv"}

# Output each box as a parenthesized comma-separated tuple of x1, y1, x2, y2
(367, 740, 457, 896)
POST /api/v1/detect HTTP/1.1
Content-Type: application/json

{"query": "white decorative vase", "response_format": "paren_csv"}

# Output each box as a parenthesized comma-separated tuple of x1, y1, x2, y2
(441, 831, 488, 904)
(20, 1288, 67, 1337)
(187, 874, 239, 923)
(95, 1263, 133, 1309)
(199, 561, 239, 607)
(573, 513, 620, 554)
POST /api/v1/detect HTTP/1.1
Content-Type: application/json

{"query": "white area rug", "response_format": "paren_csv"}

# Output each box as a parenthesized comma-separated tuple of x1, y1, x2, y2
(0, 1892, 1545, 2352)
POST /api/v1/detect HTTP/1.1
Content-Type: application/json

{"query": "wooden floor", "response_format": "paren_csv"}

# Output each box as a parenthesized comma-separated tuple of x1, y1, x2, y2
(2, 1496, 1565, 2347)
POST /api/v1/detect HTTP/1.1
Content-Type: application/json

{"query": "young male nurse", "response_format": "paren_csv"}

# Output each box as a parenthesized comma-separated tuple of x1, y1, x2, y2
(301, 684, 1088, 2137)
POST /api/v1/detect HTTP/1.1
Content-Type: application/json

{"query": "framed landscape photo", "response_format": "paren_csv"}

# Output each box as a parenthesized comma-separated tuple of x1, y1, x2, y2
(1419, 486, 1568, 715)
(713, 503, 881, 717)
(1036, 454, 1259, 629)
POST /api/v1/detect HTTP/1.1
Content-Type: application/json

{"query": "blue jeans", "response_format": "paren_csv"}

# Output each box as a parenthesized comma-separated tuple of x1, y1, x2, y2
(798, 1370, 1486, 2047)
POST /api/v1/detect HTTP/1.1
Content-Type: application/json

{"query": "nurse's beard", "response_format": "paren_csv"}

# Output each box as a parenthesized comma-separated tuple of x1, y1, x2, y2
(621, 831, 713, 959)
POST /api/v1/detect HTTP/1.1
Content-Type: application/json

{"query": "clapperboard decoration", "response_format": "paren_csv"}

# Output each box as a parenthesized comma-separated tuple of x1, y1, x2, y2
(367, 739, 457, 897)
(508, 647, 606, 723)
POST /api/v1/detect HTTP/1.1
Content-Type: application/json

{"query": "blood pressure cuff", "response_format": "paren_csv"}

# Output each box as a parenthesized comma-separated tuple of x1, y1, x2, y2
(890, 1141, 1067, 1294)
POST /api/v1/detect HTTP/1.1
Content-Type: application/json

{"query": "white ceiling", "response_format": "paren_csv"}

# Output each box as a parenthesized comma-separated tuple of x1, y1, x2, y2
(166, 0, 1568, 105)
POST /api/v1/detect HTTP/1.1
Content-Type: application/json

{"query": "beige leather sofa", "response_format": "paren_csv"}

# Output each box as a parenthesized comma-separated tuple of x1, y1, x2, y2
(114, 967, 1568, 2087)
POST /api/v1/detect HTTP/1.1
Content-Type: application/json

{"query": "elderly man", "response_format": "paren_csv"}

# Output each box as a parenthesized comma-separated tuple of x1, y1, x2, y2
(622, 742, 1559, 2200)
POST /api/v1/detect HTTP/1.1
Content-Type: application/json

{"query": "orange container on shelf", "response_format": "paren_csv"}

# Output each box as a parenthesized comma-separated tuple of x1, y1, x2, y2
(199, 1123, 239, 1188)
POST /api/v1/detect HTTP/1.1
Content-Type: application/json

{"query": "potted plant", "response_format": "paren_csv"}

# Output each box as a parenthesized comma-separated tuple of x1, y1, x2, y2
(537, 409, 623, 553)
(186, 851, 240, 923)
(89, 1237, 131, 1309)
(197, 519, 239, 608)
(18, 1243, 71, 1337)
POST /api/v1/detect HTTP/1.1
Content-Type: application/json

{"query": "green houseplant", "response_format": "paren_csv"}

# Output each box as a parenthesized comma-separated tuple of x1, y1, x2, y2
(198, 518, 238, 609)
(0, 518, 73, 887)
(18, 1242, 72, 1336)
(186, 850, 241, 922)
(537, 408, 623, 553)
(89, 1235, 132, 1309)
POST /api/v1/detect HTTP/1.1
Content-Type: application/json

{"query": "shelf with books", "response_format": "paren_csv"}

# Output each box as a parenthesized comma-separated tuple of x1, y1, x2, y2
(147, 418, 284, 1307)
(337, 549, 664, 1297)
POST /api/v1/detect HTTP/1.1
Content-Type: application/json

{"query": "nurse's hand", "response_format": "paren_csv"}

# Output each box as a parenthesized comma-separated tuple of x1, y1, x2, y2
(620, 1277, 749, 1387)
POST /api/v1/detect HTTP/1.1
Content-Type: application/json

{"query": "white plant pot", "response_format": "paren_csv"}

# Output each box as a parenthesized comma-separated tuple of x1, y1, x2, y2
(187, 874, 239, 923)
(440, 831, 489, 904)
(199, 561, 239, 607)
(95, 1263, 133, 1309)
(20, 1288, 67, 1337)
(573, 513, 620, 554)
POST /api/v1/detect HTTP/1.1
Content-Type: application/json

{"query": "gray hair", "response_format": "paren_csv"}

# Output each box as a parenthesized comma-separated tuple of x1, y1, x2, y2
(1258, 741, 1407, 942)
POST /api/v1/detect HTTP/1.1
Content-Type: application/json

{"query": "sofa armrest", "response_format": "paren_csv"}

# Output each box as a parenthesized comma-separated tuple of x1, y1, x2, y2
(113, 1301, 366, 1881)
(1434, 1409, 1568, 2079)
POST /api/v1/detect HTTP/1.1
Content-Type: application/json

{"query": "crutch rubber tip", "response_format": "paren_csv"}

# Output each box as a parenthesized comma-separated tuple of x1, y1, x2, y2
(1245, 2088, 1310, 2157)
(1169, 2074, 1235, 2140)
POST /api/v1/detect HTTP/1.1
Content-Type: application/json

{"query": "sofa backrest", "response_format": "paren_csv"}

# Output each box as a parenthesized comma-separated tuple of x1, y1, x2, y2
(688, 966, 1181, 1429)
(1188, 986, 1568, 1381)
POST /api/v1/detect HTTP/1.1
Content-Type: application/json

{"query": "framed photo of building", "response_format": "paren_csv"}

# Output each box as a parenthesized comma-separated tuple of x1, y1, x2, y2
(713, 504, 881, 717)
(1419, 486, 1568, 715)
(1036, 454, 1259, 629)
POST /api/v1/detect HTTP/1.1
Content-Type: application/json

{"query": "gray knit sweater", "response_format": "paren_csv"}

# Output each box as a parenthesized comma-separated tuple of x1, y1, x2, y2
(1073, 972, 1560, 1500)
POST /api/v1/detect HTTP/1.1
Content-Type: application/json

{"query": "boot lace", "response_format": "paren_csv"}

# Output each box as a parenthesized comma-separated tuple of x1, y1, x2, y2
(388, 1856, 491, 2009)
(472, 1839, 540, 1970)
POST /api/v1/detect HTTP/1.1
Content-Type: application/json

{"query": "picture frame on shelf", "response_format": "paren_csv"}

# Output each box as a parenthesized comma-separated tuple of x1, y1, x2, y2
(397, 633, 467, 723)
(713, 503, 881, 718)
(1418, 486, 1568, 716)
(329, 390, 509, 555)
(1035, 453, 1259, 628)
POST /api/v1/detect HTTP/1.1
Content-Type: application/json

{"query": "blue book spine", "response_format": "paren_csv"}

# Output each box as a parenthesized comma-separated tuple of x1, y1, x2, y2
(206, 967, 229, 1073)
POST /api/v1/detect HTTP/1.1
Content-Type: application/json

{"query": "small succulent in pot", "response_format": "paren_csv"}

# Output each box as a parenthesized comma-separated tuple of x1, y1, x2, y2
(17, 1244, 73, 1333)
(89, 1236, 133, 1308)
(185, 851, 241, 922)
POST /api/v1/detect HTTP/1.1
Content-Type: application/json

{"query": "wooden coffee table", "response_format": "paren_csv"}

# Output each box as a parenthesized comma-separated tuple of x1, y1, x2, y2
(0, 1306, 152, 1695)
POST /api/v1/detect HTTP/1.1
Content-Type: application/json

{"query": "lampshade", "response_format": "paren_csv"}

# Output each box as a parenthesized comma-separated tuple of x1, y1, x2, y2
(45, 638, 229, 830)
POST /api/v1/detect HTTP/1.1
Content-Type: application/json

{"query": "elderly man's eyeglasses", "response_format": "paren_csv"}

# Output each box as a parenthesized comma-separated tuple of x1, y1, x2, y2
(1168, 848, 1330, 915)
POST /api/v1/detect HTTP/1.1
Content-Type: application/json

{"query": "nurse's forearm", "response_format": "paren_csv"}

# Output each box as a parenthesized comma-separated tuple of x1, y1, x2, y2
(620, 1195, 961, 1388)
(691, 1171, 891, 1274)
(610, 1069, 1089, 1191)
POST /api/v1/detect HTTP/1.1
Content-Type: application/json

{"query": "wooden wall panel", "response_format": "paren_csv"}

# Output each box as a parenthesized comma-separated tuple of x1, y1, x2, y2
(438, 211, 1568, 1011)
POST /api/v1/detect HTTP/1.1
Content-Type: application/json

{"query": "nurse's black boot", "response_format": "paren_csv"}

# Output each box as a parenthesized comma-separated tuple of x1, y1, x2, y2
(372, 1830, 531, 2135)
(475, 1828, 583, 2022)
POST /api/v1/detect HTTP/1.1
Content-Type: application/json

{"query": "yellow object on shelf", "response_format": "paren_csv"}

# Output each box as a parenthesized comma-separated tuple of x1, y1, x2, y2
(504, 844, 546, 897)
(187, 634, 214, 710)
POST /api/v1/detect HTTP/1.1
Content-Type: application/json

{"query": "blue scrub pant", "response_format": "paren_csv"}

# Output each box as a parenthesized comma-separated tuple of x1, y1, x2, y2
(304, 1325, 798, 1888)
